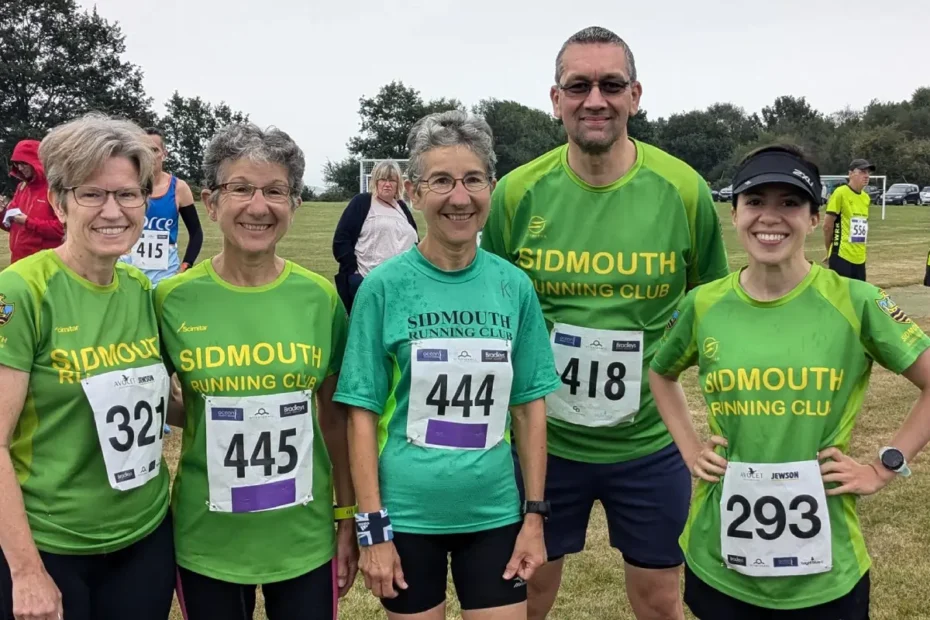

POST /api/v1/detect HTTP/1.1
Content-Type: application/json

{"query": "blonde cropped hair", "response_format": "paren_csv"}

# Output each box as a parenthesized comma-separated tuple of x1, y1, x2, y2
(40, 113, 156, 211)
(370, 160, 404, 201)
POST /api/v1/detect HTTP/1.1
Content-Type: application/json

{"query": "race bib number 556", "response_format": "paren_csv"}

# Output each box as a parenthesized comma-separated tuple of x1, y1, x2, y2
(720, 460, 832, 577)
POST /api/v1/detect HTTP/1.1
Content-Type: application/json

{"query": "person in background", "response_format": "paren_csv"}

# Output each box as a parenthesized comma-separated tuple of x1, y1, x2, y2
(332, 160, 418, 312)
(822, 159, 874, 282)
(120, 127, 203, 285)
(0, 139, 64, 263)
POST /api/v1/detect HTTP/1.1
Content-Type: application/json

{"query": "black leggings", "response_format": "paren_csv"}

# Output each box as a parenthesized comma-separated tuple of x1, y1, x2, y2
(177, 560, 335, 620)
(0, 514, 175, 620)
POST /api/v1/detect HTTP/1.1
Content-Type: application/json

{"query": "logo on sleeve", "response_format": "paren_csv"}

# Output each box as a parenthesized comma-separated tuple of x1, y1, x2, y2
(0, 294, 14, 326)
(702, 337, 720, 361)
(875, 290, 912, 324)
(665, 309, 680, 332)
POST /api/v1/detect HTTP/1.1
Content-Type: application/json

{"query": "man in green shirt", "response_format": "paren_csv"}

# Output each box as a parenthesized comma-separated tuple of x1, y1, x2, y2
(823, 159, 875, 281)
(481, 25, 729, 620)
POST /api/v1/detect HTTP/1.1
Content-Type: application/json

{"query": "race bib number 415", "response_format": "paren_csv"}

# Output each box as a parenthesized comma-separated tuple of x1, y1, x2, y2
(133, 230, 170, 270)
(205, 390, 315, 513)
(82, 363, 170, 492)
(720, 460, 832, 577)
(546, 323, 642, 427)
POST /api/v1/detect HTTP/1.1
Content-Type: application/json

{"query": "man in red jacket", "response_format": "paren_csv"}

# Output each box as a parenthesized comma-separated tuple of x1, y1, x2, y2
(0, 139, 64, 263)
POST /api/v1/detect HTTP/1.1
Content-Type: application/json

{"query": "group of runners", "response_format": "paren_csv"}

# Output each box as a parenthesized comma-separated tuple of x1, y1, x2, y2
(2, 24, 930, 620)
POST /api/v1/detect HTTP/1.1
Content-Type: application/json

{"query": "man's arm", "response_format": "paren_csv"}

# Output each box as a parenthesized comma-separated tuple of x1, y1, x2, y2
(823, 191, 842, 255)
(176, 180, 202, 271)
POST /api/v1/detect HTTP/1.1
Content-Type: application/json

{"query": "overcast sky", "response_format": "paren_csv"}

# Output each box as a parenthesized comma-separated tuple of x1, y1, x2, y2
(78, 0, 927, 187)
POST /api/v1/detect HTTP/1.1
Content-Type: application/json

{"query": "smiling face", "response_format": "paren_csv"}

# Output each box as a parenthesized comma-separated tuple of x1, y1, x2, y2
(551, 43, 642, 155)
(51, 156, 147, 260)
(733, 183, 819, 267)
(204, 159, 294, 257)
(404, 145, 492, 250)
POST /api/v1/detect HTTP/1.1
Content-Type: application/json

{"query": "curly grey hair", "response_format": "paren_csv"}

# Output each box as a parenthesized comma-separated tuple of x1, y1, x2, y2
(554, 26, 637, 84)
(203, 123, 305, 209)
(405, 110, 496, 186)
(39, 113, 156, 211)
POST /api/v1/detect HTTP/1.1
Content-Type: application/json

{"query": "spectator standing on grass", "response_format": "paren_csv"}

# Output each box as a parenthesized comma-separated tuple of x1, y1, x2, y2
(650, 143, 930, 619)
(823, 159, 875, 282)
(120, 127, 203, 285)
(332, 160, 418, 312)
(0, 139, 64, 264)
(480, 26, 729, 620)
(0, 114, 175, 620)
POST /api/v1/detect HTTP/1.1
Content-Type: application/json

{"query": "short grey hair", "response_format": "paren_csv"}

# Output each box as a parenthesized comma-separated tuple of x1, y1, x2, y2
(370, 160, 404, 200)
(555, 26, 637, 84)
(39, 113, 156, 210)
(203, 123, 305, 209)
(405, 110, 496, 186)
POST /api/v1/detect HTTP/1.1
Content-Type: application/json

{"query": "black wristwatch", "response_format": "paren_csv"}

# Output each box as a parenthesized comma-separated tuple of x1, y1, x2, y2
(880, 447, 911, 477)
(522, 500, 551, 521)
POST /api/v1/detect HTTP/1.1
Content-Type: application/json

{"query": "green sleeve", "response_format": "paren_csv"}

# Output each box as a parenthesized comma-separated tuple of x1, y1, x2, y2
(649, 289, 699, 377)
(332, 277, 392, 415)
(0, 270, 37, 372)
(825, 189, 842, 216)
(860, 287, 930, 374)
(152, 284, 176, 376)
(510, 272, 561, 406)
(480, 178, 512, 260)
(327, 293, 349, 377)
(688, 180, 729, 287)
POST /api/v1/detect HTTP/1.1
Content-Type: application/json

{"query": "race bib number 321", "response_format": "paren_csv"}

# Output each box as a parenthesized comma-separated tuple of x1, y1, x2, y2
(720, 460, 832, 577)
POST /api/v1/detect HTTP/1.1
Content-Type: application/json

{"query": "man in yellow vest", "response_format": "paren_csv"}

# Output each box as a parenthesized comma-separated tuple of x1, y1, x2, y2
(823, 159, 875, 281)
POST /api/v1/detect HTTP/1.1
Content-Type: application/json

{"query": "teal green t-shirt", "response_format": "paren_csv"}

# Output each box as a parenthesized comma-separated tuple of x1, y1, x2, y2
(651, 264, 930, 609)
(481, 140, 729, 463)
(334, 246, 560, 534)
(154, 260, 347, 584)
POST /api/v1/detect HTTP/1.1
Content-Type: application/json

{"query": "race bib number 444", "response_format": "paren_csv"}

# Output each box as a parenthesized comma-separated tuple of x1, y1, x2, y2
(82, 363, 170, 492)
(546, 323, 642, 427)
(720, 460, 832, 577)
(205, 390, 315, 513)
(408, 338, 513, 450)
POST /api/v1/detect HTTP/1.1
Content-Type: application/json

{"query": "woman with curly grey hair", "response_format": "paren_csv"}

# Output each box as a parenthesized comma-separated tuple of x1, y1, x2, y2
(154, 123, 358, 618)
(335, 110, 558, 618)
(0, 113, 175, 620)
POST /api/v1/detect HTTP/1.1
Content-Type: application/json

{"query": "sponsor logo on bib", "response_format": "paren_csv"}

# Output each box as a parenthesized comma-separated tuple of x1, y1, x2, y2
(481, 350, 509, 362)
(727, 555, 747, 566)
(740, 467, 763, 481)
(774, 557, 799, 568)
(801, 557, 825, 567)
(280, 402, 309, 417)
(417, 349, 448, 362)
(212, 407, 244, 422)
(115, 469, 136, 483)
(612, 340, 640, 352)
(554, 332, 581, 348)
(771, 470, 800, 480)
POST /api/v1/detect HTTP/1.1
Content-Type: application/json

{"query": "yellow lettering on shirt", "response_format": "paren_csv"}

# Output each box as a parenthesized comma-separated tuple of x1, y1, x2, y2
(517, 249, 678, 277)
(179, 342, 325, 373)
(51, 337, 160, 383)
(705, 366, 845, 394)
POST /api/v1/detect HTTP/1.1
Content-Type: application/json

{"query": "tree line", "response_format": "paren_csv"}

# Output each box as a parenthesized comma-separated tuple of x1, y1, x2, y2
(3, 0, 927, 201)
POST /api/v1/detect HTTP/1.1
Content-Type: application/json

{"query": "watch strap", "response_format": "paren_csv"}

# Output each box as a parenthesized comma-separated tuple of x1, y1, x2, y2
(333, 504, 357, 520)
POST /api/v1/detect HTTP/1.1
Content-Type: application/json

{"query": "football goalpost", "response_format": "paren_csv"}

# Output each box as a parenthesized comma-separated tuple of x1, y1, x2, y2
(359, 158, 410, 194)
(821, 175, 888, 220)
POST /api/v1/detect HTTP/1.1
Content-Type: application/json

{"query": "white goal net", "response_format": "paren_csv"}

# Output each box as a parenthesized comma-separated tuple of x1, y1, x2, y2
(821, 174, 888, 220)
(359, 158, 410, 194)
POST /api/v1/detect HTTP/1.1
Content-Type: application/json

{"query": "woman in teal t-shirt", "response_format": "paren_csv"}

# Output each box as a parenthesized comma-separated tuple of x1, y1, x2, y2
(335, 110, 560, 619)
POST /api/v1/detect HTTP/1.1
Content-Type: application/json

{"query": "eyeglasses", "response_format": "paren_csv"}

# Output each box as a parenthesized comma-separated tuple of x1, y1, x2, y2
(213, 182, 293, 204)
(557, 78, 632, 98)
(66, 186, 149, 208)
(419, 174, 490, 194)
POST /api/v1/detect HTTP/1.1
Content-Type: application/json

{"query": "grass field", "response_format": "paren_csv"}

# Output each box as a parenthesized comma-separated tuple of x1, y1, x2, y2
(2, 202, 930, 619)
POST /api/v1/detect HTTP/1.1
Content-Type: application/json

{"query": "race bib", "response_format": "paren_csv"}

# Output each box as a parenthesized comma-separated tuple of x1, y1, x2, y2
(133, 230, 170, 270)
(849, 216, 868, 244)
(82, 364, 170, 492)
(408, 338, 513, 450)
(205, 390, 315, 513)
(546, 323, 642, 427)
(720, 460, 832, 577)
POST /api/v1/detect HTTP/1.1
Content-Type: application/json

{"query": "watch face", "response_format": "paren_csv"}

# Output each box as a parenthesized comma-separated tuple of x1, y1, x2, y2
(882, 449, 904, 470)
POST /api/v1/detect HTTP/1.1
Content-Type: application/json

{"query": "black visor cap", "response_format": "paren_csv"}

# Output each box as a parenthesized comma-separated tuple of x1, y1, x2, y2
(731, 152, 822, 206)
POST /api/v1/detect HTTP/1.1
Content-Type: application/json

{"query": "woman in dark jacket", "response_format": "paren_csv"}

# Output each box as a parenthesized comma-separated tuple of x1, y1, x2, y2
(333, 160, 418, 311)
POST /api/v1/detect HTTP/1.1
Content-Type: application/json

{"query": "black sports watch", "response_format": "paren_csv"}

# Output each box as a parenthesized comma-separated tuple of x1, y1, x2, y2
(879, 447, 911, 477)
(522, 500, 551, 521)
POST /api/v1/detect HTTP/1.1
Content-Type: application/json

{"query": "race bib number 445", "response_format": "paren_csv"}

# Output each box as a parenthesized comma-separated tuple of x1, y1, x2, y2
(546, 323, 642, 427)
(205, 390, 315, 513)
(720, 460, 832, 577)
(82, 364, 170, 492)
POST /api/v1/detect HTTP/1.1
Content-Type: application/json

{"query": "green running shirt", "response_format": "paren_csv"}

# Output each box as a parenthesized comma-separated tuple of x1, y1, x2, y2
(334, 247, 560, 534)
(155, 260, 347, 583)
(0, 250, 169, 554)
(651, 264, 930, 609)
(481, 140, 729, 463)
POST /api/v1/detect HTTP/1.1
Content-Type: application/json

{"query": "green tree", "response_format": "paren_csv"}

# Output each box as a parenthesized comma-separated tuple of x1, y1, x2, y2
(0, 0, 155, 194)
(322, 156, 358, 199)
(473, 99, 564, 178)
(159, 91, 248, 184)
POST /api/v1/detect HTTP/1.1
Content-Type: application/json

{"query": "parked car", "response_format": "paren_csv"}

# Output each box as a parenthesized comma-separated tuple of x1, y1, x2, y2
(711, 188, 720, 202)
(864, 185, 882, 205)
(919, 186, 930, 206)
(718, 185, 733, 202)
(883, 183, 921, 205)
